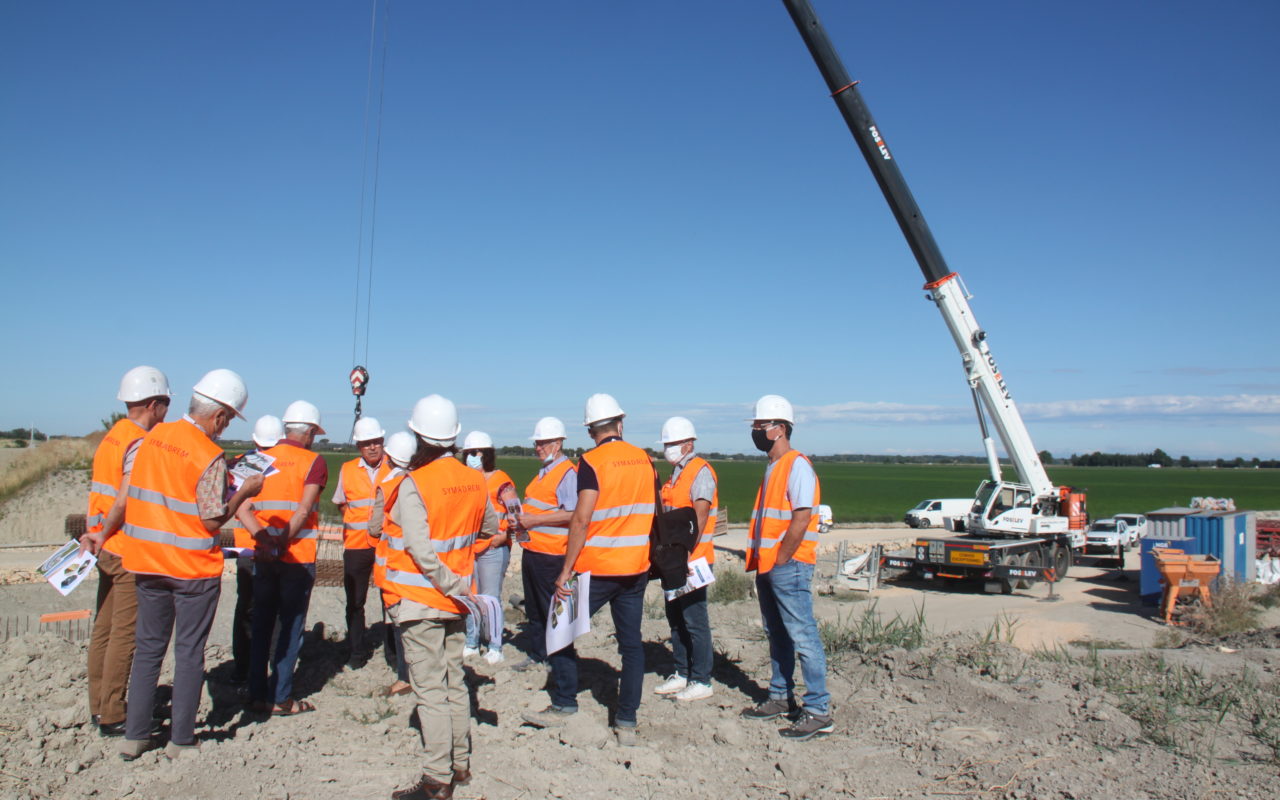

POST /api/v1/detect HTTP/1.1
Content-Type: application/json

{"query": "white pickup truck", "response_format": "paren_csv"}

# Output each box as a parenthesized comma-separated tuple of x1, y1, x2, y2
(1084, 518, 1135, 565)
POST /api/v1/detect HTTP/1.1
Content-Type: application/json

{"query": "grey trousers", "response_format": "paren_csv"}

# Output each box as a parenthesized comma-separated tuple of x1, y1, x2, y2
(124, 574, 221, 745)
(399, 616, 469, 784)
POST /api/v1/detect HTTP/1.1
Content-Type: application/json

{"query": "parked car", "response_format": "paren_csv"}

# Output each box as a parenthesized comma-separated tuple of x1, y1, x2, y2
(903, 498, 971, 530)
(1084, 518, 1132, 565)
(1113, 513, 1148, 540)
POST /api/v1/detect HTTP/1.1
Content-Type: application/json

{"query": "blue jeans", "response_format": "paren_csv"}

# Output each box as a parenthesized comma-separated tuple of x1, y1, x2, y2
(250, 560, 315, 705)
(547, 573, 645, 725)
(755, 560, 829, 715)
(665, 585, 712, 684)
(465, 543, 511, 649)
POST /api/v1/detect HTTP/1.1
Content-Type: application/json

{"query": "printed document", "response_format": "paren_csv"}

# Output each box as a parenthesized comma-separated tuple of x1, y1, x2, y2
(546, 571, 591, 655)
(230, 451, 278, 488)
(664, 556, 715, 602)
(38, 540, 97, 597)
(452, 594, 504, 644)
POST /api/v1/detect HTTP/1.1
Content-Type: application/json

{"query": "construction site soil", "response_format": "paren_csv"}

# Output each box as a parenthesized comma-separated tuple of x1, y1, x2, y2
(0, 468, 1277, 799)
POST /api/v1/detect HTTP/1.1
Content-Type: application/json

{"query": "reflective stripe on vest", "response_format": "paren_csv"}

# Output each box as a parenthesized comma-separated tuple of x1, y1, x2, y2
(250, 443, 323, 564)
(120, 419, 224, 579)
(574, 440, 654, 577)
(340, 457, 388, 550)
(745, 450, 821, 574)
(89, 418, 147, 559)
(660, 456, 719, 565)
(373, 473, 406, 606)
(381, 457, 486, 614)
(521, 459, 575, 556)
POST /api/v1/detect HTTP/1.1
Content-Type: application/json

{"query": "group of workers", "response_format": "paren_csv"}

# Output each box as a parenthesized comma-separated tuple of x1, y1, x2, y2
(82, 365, 833, 800)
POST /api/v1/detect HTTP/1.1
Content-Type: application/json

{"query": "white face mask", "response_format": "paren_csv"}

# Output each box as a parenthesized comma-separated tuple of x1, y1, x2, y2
(465, 453, 483, 470)
(542, 450, 557, 464)
(664, 444, 686, 465)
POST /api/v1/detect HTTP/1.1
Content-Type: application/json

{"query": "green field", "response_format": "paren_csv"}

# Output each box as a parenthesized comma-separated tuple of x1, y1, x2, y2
(311, 453, 1280, 525)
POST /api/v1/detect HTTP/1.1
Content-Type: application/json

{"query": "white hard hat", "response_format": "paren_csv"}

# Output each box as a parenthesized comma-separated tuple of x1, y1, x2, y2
(117, 366, 171, 403)
(462, 431, 493, 450)
(282, 400, 326, 435)
(530, 416, 566, 442)
(352, 416, 385, 443)
(252, 415, 284, 449)
(192, 369, 248, 419)
(583, 393, 625, 427)
(408, 394, 460, 443)
(384, 431, 416, 468)
(753, 394, 795, 424)
(660, 416, 697, 445)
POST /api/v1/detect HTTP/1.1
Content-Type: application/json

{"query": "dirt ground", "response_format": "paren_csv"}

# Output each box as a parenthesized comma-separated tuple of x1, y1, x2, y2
(1, 469, 1278, 799)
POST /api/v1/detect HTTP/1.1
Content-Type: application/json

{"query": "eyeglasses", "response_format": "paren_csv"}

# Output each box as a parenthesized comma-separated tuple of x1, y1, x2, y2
(751, 421, 780, 431)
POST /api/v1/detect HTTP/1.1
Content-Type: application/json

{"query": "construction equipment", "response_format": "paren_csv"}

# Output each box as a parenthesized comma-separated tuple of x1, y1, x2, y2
(1152, 548, 1220, 624)
(781, 0, 1085, 592)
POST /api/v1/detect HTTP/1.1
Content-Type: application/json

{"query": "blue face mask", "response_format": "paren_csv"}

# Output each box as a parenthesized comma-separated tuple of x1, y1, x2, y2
(465, 453, 483, 470)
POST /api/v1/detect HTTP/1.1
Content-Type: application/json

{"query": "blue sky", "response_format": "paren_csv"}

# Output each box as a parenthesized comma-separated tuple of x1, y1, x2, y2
(2, 1, 1277, 459)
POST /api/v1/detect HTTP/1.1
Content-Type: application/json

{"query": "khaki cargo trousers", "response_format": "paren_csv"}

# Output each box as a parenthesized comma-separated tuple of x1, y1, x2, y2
(400, 617, 469, 784)
(87, 549, 137, 725)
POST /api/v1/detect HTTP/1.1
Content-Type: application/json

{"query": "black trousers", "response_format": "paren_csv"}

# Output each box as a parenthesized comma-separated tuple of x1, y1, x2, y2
(343, 547, 375, 651)
(520, 548, 565, 663)
(232, 561, 253, 679)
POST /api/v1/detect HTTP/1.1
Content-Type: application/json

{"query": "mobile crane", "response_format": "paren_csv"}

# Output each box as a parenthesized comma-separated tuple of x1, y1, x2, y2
(781, 0, 1088, 592)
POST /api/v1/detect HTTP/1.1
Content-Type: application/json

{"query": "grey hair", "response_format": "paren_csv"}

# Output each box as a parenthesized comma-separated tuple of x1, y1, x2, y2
(588, 417, 622, 437)
(285, 423, 312, 437)
(188, 395, 224, 417)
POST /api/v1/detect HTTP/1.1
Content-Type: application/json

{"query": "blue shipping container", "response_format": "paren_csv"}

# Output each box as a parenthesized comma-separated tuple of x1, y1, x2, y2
(1185, 511, 1256, 583)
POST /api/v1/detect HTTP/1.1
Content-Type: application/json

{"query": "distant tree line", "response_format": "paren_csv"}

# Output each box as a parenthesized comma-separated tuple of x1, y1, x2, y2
(0, 427, 47, 442)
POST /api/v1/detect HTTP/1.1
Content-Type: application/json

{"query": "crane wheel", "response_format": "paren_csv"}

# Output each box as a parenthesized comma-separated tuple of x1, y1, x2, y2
(1049, 545, 1071, 581)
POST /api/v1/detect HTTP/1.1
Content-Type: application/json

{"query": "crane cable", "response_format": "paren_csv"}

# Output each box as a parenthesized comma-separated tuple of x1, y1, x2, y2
(349, 0, 392, 434)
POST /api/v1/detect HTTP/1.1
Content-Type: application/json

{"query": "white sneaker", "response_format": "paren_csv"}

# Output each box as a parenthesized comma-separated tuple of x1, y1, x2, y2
(483, 648, 504, 665)
(462, 646, 480, 658)
(675, 682, 713, 702)
(653, 675, 688, 695)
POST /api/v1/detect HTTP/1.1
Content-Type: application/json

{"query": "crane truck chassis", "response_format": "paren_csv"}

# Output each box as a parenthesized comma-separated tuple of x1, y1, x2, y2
(781, 0, 1089, 592)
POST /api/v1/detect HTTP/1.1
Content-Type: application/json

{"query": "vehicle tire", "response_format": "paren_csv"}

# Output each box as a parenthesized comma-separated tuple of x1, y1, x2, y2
(995, 551, 1015, 595)
(1050, 545, 1071, 581)
(1016, 548, 1044, 590)
(917, 518, 931, 529)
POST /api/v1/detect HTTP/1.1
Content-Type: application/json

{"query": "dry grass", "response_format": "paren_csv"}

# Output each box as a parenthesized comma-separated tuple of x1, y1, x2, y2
(1187, 579, 1263, 637)
(0, 436, 98, 505)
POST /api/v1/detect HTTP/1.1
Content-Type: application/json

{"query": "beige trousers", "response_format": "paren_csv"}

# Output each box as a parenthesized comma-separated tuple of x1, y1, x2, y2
(399, 617, 469, 784)
(88, 549, 137, 725)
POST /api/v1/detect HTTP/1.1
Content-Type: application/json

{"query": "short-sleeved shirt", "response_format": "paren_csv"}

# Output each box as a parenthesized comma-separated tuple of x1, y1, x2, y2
(670, 455, 716, 505)
(762, 452, 817, 510)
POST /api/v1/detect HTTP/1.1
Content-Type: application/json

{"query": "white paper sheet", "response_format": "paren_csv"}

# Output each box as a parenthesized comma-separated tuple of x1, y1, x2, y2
(545, 571, 591, 655)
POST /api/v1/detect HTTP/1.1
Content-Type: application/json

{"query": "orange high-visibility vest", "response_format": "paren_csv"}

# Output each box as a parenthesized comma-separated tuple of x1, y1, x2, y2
(120, 419, 225, 579)
(574, 440, 654, 577)
(521, 458, 575, 556)
(660, 455, 719, 565)
(247, 442, 322, 564)
(746, 449, 821, 574)
(88, 417, 147, 559)
(474, 469, 514, 555)
(381, 456, 486, 614)
(373, 469, 408, 608)
(339, 456, 390, 550)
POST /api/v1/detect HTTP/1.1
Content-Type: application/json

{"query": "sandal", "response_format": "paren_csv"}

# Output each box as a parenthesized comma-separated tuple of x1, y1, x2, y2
(271, 699, 315, 716)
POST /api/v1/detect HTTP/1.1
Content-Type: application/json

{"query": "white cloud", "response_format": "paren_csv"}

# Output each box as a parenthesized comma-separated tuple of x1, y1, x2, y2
(782, 394, 1280, 425)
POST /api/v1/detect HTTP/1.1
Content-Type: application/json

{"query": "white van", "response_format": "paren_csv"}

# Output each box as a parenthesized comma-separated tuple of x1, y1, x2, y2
(904, 498, 971, 530)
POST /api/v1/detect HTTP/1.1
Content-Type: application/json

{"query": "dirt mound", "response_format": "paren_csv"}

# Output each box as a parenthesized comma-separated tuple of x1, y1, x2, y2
(1209, 625, 1280, 650)
(1, 569, 1275, 800)
(0, 468, 86, 546)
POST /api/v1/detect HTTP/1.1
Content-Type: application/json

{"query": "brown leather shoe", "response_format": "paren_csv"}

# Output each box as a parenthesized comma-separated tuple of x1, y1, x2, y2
(391, 774, 452, 800)
(452, 768, 471, 786)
